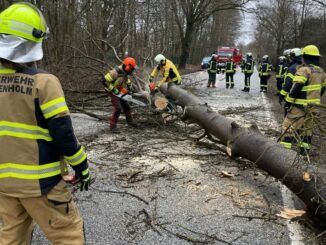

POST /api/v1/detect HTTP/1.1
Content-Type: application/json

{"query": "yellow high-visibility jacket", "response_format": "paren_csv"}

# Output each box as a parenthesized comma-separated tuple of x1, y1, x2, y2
(103, 65, 131, 94)
(150, 59, 181, 88)
(0, 63, 88, 198)
(286, 64, 326, 108)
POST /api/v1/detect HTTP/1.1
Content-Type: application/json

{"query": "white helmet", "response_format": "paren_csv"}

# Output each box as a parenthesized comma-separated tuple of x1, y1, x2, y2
(262, 54, 269, 60)
(279, 56, 286, 61)
(290, 48, 302, 57)
(154, 54, 165, 64)
(246, 52, 252, 57)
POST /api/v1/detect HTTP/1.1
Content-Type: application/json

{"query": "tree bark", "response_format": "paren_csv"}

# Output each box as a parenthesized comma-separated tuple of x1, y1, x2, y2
(160, 83, 326, 225)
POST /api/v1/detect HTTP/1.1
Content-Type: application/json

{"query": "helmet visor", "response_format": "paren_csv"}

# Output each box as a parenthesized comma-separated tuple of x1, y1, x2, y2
(0, 34, 43, 63)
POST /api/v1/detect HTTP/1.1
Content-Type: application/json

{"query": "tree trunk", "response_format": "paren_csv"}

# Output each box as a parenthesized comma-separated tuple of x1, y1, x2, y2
(160, 84, 326, 225)
(178, 22, 195, 69)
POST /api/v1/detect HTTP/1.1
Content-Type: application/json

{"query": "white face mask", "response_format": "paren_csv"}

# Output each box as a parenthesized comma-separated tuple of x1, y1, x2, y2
(0, 34, 43, 63)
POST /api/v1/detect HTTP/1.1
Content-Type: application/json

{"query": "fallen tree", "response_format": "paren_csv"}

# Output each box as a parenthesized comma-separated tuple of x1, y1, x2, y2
(160, 83, 326, 225)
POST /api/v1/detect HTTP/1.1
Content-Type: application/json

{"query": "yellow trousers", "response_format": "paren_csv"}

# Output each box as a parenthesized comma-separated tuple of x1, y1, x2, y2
(0, 180, 84, 245)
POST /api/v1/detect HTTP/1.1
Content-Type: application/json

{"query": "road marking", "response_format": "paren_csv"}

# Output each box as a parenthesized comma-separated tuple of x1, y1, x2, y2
(260, 92, 305, 245)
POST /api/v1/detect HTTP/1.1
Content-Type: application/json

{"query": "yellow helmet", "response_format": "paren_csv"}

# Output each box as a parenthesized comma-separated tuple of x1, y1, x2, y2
(301, 45, 321, 57)
(0, 2, 47, 43)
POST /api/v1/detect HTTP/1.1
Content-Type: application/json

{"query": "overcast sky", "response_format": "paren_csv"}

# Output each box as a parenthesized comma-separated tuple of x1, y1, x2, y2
(236, 2, 257, 46)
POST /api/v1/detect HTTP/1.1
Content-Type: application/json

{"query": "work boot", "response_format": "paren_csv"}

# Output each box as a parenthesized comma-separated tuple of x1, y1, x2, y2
(226, 84, 229, 89)
(212, 85, 216, 88)
(242, 88, 247, 92)
(110, 127, 120, 134)
(230, 85, 234, 89)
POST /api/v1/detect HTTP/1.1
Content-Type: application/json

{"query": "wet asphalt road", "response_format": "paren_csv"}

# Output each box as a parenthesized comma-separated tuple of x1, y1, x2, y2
(30, 68, 319, 244)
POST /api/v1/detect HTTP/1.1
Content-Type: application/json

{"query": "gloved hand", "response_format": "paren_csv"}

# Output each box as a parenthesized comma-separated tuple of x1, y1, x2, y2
(175, 80, 182, 85)
(75, 167, 91, 191)
(119, 87, 129, 95)
(278, 94, 284, 105)
(149, 82, 156, 92)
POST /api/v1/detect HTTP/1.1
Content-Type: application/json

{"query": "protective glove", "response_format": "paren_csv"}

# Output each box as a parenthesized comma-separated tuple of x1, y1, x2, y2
(278, 94, 284, 105)
(75, 167, 91, 191)
(119, 87, 129, 95)
(149, 82, 156, 92)
(175, 80, 182, 85)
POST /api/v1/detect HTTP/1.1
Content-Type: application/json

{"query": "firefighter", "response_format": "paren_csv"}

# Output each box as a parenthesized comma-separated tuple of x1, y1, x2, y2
(279, 48, 302, 114)
(0, 3, 90, 244)
(258, 54, 272, 92)
(149, 54, 181, 89)
(275, 56, 287, 95)
(242, 52, 254, 92)
(149, 54, 181, 111)
(225, 54, 236, 88)
(101, 57, 137, 131)
(279, 45, 325, 155)
(207, 54, 218, 88)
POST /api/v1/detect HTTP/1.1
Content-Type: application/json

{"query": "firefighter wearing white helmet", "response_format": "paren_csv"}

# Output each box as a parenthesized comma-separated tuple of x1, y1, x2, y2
(0, 2, 89, 244)
(279, 48, 302, 110)
(275, 56, 288, 94)
(149, 54, 181, 91)
(258, 54, 272, 92)
(280, 45, 326, 155)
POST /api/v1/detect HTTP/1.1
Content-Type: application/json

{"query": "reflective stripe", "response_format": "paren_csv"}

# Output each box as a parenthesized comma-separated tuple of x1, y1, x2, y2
(40, 97, 69, 119)
(293, 98, 320, 105)
(10, 20, 34, 35)
(0, 161, 61, 179)
(301, 84, 321, 92)
(285, 96, 295, 103)
(64, 146, 87, 166)
(0, 63, 16, 74)
(280, 141, 292, 149)
(0, 121, 52, 141)
(293, 75, 307, 84)
(300, 142, 310, 149)
(285, 73, 294, 79)
(105, 73, 113, 82)
(280, 90, 288, 96)
(0, 68, 16, 74)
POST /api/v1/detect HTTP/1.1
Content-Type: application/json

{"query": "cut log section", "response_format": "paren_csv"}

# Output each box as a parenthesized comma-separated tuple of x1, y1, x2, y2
(160, 83, 326, 225)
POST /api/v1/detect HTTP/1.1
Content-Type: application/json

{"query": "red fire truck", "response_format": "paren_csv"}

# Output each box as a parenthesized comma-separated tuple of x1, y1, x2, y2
(216, 46, 242, 69)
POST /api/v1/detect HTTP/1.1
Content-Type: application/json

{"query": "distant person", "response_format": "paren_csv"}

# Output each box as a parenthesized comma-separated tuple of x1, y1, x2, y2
(279, 45, 325, 155)
(275, 56, 287, 95)
(101, 57, 137, 131)
(225, 54, 236, 88)
(279, 48, 302, 114)
(242, 52, 254, 92)
(258, 54, 272, 92)
(0, 3, 90, 244)
(207, 54, 218, 88)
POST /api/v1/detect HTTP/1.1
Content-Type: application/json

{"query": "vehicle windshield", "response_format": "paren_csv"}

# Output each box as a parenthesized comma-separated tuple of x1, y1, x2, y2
(217, 50, 233, 57)
(202, 56, 211, 62)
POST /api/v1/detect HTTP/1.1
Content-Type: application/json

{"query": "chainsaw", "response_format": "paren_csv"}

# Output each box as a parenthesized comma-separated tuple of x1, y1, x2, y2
(113, 93, 147, 107)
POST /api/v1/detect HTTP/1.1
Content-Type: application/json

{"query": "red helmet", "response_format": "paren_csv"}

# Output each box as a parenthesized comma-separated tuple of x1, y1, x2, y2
(122, 57, 136, 74)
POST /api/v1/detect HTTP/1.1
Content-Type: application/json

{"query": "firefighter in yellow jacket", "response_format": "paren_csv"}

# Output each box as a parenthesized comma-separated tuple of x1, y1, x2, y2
(280, 45, 325, 155)
(0, 3, 90, 244)
(149, 54, 181, 90)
